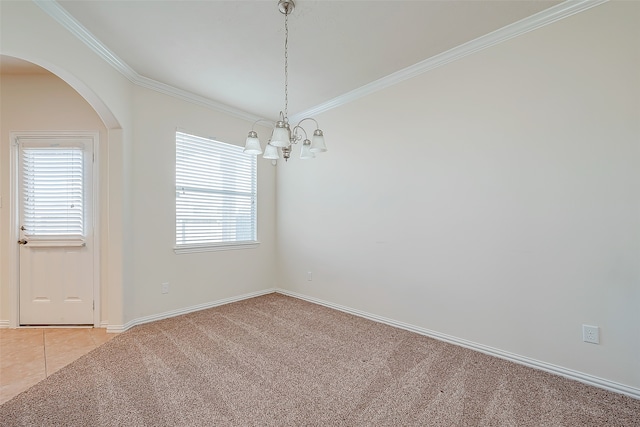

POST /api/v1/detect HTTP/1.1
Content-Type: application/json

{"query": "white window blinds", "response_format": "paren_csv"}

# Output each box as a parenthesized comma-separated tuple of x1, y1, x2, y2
(176, 131, 257, 249)
(21, 147, 85, 237)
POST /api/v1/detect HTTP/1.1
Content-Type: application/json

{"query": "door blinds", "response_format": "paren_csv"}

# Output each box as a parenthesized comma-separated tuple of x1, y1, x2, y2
(21, 146, 85, 237)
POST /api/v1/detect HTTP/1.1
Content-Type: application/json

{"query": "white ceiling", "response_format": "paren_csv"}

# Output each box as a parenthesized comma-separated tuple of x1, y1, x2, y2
(8, 0, 565, 120)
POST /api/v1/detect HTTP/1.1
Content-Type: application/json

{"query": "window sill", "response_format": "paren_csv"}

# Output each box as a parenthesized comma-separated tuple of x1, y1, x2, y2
(23, 238, 86, 248)
(174, 241, 260, 254)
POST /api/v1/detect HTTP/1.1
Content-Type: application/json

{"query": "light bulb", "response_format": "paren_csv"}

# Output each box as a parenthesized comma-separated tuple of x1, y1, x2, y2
(310, 129, 327, 153)
(300, 139, 313, 159)
(243, 131, 262, 155)
(263, 143, 280, 160)
(270, 121, 291, 147)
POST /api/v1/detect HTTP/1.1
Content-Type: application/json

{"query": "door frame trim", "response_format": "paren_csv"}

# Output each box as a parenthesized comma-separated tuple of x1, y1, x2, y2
(9, 131, 101, 327)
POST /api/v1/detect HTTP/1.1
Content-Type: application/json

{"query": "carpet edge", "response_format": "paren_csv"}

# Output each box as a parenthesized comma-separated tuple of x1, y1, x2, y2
(276, 288, 640, 400)
(106, 288, 277, 333)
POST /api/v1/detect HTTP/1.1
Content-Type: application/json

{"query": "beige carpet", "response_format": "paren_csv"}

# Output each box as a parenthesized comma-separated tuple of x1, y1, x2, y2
(1, 293, 638, 426)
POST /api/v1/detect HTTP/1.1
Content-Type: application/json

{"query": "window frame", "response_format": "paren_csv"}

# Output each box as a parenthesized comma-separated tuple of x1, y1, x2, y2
(174, 131, 258, 254)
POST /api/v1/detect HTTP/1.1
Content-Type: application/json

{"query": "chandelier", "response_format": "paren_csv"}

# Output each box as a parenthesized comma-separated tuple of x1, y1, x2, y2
(243, 0, 327, 162)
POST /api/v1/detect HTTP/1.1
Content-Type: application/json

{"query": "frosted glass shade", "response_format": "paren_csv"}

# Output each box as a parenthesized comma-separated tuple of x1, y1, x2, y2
(300, 140, 313, 159)
(243, 131, 262, 155)
(310, 129, 327, 153)
(263, 143, 280, 160)
(270, 122, 291, 147)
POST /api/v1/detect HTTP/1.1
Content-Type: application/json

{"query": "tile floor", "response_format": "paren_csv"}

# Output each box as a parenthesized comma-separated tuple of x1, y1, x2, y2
(0, 328, 116, 405)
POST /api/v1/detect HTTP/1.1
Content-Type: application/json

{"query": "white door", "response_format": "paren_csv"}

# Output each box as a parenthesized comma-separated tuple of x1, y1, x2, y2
(17, 136, 95, 325)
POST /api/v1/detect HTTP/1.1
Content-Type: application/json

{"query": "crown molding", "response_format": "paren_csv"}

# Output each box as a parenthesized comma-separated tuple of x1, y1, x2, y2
(33, 0, 138, 81)
(33, 0, 262, 123)
(34, 0, 606, 124)
(290, 0, 608, 122)
(133, 73, 261, 122)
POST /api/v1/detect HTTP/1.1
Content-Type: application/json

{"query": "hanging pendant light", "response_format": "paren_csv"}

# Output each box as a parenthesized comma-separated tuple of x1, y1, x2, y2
(243, 131, 263, 155)
(299, 139, 313, 159)
(243, 0, 327, 162)
(263, 142, 280, 160)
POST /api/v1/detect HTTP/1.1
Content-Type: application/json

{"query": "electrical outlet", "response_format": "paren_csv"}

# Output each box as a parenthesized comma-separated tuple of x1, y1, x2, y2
(582, 324, 599, 344)
(307, 272, 313, 281)
(161, 282, 169, 294)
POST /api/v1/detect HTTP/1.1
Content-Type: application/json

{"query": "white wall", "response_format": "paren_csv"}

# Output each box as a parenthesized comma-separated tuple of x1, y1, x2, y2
(127, 86, 276, 320)
(0, 1, 277, 329)
(277, 1, 640, 390)
(0, 0, 133, 328)
(2, 0, 637, 395)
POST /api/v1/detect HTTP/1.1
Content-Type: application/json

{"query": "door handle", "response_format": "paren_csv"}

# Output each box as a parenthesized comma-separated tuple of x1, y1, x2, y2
(18, 239, 28, 245)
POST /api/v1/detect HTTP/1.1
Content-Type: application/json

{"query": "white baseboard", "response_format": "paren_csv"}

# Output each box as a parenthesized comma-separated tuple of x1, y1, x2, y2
(98, 287, 638, 399)
(106, 288, 276, 333)
(276, 288, 640, 400)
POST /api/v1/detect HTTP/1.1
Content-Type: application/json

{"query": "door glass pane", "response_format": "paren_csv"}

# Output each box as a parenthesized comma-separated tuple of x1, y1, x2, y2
(21, 147, 84, 237)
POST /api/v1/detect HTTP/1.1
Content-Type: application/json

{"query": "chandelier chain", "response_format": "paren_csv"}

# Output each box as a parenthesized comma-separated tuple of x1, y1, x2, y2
(243, 0, 326, 162)
(284, 10, 289, 121)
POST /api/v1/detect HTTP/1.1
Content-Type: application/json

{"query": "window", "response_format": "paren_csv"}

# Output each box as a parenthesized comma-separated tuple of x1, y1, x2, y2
(20, 144, 85, 238)
(175, 131, 257, 253)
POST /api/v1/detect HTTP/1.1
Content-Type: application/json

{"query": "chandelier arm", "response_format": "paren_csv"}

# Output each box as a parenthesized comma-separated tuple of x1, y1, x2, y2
(291, 125, 308, 143)
(250, 118, 276, 132)
(295, 117, 321, 129)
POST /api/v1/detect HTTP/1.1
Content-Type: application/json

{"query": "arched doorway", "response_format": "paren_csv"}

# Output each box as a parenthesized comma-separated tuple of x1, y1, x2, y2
(1, 55, 116, 327)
